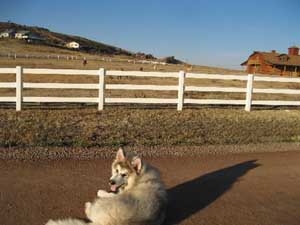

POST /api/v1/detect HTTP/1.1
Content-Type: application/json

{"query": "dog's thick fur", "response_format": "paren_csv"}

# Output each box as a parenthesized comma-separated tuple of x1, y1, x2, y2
(46, 148, 167, 225)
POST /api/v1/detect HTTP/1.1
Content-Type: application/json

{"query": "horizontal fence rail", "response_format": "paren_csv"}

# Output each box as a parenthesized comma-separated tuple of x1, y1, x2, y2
(0, 66, 300, 111)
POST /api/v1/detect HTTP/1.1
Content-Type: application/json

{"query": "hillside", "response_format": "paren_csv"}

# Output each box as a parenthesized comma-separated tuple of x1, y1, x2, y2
(0, 22, 134, 56)
(0, 22, 188, 63)
(0, 22, 245, 73)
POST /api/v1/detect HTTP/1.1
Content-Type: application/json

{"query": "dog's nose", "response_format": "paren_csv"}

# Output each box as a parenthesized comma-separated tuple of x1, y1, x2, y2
(109, 180, 116, 185)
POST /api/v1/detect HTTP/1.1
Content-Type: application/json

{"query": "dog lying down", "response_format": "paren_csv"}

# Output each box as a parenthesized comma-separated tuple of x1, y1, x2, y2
(46, 148, 167, 225)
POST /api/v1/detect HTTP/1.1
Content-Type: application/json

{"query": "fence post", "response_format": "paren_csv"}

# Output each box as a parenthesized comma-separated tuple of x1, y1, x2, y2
(245, 74, 254, 112)
(16, 66, 23, 111)
(98, 68, 106, 110)
(177, 70, 185, 111)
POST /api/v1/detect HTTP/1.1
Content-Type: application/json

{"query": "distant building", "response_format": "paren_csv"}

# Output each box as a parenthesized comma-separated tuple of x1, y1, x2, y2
(66, 41, 80, 49)
(14, 30, 45, 43)
(0, 29, 15, 38)
(26, 34, 45, 43)
(241, 46, 300, 76)
(0, 29, 16, 38)
(15, 30, 30, 39)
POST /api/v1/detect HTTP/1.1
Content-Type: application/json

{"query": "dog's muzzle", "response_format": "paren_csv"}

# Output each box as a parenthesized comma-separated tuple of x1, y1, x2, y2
(109, 179, 124, 193)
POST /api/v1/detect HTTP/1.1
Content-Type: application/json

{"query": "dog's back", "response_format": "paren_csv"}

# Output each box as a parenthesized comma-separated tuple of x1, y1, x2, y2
(123, 162, 167, 225)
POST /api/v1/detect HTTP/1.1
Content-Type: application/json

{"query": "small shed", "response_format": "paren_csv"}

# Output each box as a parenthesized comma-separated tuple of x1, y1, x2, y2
(0, 29, 16, 38)
(15, 30, 30, 39)
(66, 41, 80, 49)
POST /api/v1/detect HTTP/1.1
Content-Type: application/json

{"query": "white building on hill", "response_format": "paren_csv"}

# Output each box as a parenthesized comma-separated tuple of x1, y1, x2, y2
(66, 41, 80, 49)
(0, 29, 16, 38)
(15, 30, 30, 39)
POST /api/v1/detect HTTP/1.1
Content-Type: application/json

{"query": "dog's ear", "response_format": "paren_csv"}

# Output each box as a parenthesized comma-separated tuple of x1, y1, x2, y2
(131, 157, 142, 174)
(116, 148, 126, 161)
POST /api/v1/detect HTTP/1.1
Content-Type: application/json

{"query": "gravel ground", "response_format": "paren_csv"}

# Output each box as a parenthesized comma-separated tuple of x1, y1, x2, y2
(0, 142, 300, 161)
(1, 147, 300, 225)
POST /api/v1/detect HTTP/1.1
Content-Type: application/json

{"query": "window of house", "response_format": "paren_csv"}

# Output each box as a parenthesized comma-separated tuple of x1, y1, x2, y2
(279, 55, 289, 62)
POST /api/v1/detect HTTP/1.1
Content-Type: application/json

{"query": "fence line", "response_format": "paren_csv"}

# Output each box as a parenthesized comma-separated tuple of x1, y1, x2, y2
(0, 66, 300, 111)
(0, 52, 168, 65)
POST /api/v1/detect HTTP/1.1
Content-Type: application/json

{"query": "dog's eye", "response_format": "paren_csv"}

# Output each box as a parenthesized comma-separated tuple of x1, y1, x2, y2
(121, 173, 127, 177)
(116, 169, 119, 173)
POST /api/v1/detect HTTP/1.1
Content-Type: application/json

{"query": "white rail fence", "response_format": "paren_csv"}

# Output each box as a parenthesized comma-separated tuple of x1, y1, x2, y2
(0, 52, 168, 65)
(0, 66, 300, 111)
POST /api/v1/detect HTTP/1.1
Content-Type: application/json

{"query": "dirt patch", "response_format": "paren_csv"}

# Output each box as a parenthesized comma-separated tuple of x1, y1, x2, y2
(1, 150, 300, 225)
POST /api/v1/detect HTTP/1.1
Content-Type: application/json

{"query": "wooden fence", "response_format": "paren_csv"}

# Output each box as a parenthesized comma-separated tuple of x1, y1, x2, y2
(0, 66, 300, 111)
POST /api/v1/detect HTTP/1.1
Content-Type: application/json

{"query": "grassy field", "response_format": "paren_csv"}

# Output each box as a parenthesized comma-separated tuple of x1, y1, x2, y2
(0, 108, 300, 148)
(0, 41, 300, 149)
(0, 39, 244, 73)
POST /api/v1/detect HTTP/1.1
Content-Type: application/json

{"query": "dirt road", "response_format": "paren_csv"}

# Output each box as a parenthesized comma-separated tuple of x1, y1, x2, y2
(1, 151, 300, 225)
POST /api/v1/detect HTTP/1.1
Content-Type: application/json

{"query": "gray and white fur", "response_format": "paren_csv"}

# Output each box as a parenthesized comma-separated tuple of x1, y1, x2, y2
(46, 148, 167, 225)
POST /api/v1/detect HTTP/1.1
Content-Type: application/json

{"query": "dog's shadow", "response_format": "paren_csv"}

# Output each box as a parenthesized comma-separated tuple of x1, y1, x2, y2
(165, 160, 259, 225)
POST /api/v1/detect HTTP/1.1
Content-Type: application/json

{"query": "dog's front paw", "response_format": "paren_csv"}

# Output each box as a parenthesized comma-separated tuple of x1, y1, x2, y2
(85, 202, 91, 215)
(97, 189, 108, 198)
(85, 201, 91, 209)
(45, 219, 56, 225)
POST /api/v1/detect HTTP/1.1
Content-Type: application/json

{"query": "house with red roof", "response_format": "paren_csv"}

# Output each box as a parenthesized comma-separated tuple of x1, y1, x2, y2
(241, 46, 300, 76)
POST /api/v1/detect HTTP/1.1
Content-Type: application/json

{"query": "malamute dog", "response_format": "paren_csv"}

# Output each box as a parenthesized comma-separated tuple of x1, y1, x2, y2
(46, 148, 167, 225)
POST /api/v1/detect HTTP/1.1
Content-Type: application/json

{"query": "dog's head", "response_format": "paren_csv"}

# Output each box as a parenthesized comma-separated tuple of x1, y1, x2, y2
(109, 148, 143, 193)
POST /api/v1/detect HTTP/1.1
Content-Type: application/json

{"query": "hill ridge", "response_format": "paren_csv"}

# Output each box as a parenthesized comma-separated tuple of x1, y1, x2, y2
(0, 21, 135, 56)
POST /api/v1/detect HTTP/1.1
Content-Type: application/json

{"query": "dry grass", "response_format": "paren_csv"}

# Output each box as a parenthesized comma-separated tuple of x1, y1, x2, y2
(0, 42, 300, 149)
(0, 39, 89, 56)
(0, 56, 243, 74)
(0, 39, 244, 73)
(0, 108, 300, 148)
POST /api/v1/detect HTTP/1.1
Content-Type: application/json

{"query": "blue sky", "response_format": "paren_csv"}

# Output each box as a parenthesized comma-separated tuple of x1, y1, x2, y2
(1, 0, 300, 69)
